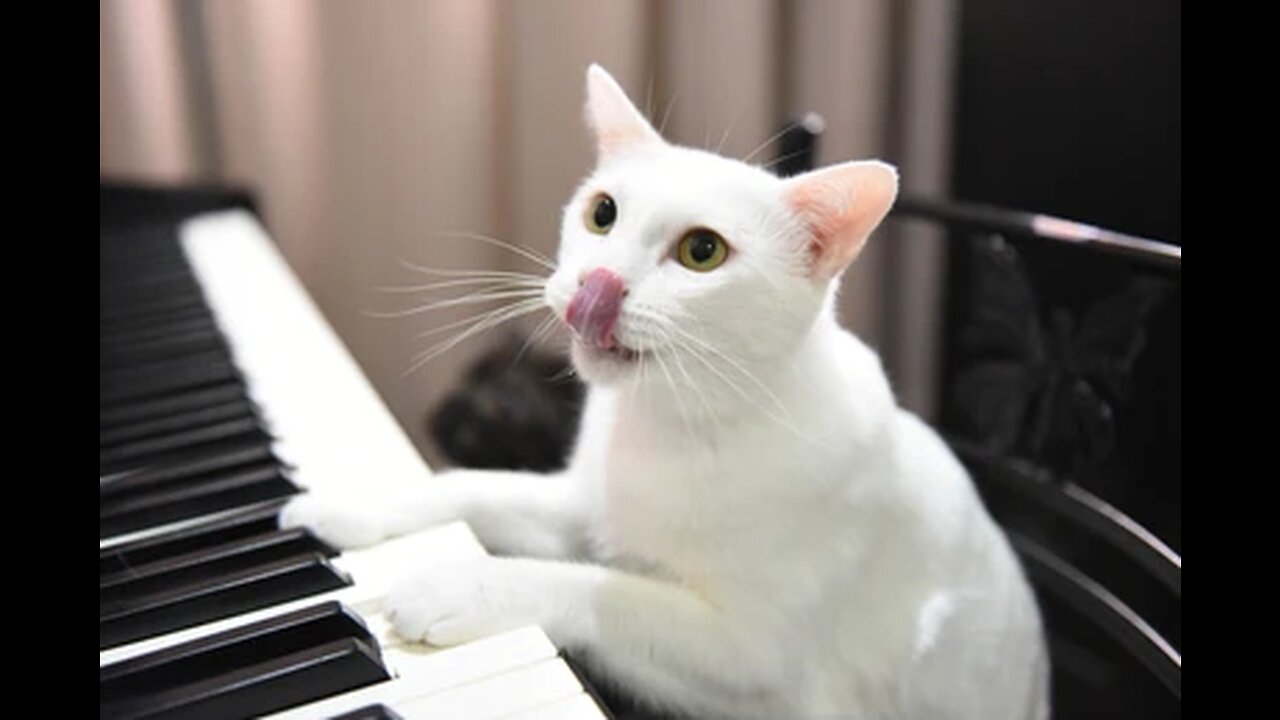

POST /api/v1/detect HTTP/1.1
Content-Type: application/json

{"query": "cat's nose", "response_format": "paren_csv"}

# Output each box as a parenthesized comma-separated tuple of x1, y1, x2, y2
(566, 268, 625, 349)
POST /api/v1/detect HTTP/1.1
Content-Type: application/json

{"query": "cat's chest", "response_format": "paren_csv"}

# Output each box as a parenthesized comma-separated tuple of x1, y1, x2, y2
(586, 412, 801, 569)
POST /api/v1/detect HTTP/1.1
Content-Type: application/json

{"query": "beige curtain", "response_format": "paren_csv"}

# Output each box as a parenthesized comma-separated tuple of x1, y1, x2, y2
(100, 0, 953, 467)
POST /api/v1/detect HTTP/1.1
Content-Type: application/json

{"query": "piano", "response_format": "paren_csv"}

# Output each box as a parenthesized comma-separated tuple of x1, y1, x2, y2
(100, 190, 613, 719)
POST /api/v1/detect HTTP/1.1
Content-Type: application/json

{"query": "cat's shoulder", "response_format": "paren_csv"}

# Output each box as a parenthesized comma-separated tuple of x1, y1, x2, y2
(889, 408, 987, 538)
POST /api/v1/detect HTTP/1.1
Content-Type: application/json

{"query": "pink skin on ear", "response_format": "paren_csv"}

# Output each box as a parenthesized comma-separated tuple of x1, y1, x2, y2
(585, 64, 664, 160)
(783, 161, 899, 281)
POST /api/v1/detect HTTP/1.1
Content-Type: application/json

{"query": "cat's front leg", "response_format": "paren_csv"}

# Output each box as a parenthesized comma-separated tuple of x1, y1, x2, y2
(280, 470, 586, 558)
(386, 557, 787, 717)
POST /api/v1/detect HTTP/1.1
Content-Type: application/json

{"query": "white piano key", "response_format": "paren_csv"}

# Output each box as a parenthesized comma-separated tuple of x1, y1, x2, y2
(100, 521, 485, 666)
(262, 626, 558, 720)
(179, 209, 431, 498)
(393, 658, 585, 720)
(499, 693, 611, 720)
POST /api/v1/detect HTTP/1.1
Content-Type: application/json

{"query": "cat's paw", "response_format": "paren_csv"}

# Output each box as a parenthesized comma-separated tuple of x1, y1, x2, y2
(279, 493, 387, 550)
(384, 559, 526, 646)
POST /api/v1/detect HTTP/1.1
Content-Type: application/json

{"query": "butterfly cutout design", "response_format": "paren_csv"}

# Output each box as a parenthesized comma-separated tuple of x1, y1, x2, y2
(947, 235, 1171, 476)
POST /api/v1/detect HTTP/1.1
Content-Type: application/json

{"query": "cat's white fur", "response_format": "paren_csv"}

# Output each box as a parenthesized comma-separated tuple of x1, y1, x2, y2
(282, 65, 1049, 719)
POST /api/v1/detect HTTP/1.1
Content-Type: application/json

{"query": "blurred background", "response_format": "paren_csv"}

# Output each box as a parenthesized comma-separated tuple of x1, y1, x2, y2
(100, 0, 1181, 468)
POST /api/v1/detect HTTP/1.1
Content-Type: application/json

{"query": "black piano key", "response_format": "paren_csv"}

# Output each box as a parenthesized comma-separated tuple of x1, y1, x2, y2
(100, 345, 232, 381)
(99, 382, 247, 429)
(99, 552, 352, 650)
(99, 398, 256, 448)
(100, 438, 276, 497)
(103, 637, 389, 720)
(99, 346, 238, 396)
(329, 705, 406, 720)
(99, 417, 270, 474)
(100, 308, 215, 336)
(100, 602, 377, 703)
(101, 352, 239, 405)
(100, 268, 198, 297)
(100, 245, 190, 268)
(99, 462, 298, 539)
(100, 304, 213, 335)
(99, 415, 264, 468)
(100, 316, 219, 345)
(98, 255, 197, 282)
(101, 501, 291, 576)
(99, 236, 187, 258)
(99, 287, 209, 319)
(100, 527, 337, 601)
(100, 294, 208, 324)
(100, 225, 184, 254)
(99, 258, 191, 280)
(100, 323, 222, 361)
(100, 276, 205, 304)
(99, 422, 272, 479)
(99, 330, 224, 368)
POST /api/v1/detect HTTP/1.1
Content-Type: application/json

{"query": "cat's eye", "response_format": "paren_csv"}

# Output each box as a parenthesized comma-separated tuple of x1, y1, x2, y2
(585, 193, 617, 234)
(676, 229, 729, 272)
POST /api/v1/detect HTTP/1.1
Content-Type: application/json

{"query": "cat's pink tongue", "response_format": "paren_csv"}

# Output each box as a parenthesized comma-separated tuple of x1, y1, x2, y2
(566, 268, 624, 350)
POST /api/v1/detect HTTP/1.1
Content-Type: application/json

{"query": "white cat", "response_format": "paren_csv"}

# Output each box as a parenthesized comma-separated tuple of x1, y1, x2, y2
(282, 64, 1049, 720)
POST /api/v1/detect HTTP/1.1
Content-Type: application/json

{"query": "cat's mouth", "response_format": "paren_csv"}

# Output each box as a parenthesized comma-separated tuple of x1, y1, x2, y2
(575, 338, 641, 363)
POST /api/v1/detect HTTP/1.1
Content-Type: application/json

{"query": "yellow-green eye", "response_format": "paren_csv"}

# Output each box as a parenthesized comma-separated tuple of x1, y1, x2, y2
(676, 229, 729, 272)
(585, 193, 617, 234)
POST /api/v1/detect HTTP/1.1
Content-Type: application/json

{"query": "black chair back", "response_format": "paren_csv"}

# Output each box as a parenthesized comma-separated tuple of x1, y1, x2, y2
(777, 117, 1181, 718)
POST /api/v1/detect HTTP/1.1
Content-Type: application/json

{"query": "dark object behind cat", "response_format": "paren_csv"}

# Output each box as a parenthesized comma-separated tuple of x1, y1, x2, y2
(429, 334, 585, 471)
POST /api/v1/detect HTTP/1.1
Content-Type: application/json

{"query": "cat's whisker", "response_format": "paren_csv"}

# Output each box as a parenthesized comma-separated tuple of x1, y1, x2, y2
(546, 361, 580, 384)
(413, 297, 547, 350)
(664, 332, 745, 400)
(415, 297, 547, 339)
(434, 231, 558, 272)
(398, 259, 549, 282)
(666, 323, 797, 426)
(375, 276, 546, 294)
(668, 332, 806, 440)
(669, 343, 714, 415)
(533, 311, 563, 346)
(627, 304, 695, 325)
(640, 351, 653, 412)
(629, 341, 650, 406)
(667, 334, 762, 418)
(651, 344, 697, 446)
(658, 89, 679, 138)
(644, 73, 655, 124)
(758, 148, 814, 173)
(628, 310, 782, 430)
(741, 123, 795, 165)
(659, 327, 719, 431)
(627, 308, 798, 431)
(714, 112, 740, 155)
(366, 287, 545, 319)
(404, 298, 547, 376)
(512, 311, 560, 367)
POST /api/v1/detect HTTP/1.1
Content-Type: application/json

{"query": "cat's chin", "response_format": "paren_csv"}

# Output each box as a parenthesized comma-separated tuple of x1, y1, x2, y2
(570, 339, 641, 385)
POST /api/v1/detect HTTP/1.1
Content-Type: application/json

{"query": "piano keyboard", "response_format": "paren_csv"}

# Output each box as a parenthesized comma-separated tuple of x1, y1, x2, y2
(100, 207, 611, 719)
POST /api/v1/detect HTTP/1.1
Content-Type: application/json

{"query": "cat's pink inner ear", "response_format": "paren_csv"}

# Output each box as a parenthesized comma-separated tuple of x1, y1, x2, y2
(585, 64, 662, 159)
(784, 161, 899, 280)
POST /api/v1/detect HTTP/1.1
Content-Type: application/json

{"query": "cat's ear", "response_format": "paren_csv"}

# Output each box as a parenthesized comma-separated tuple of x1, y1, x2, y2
(782, 160, 898, 281)
(585, 64, 663, 160)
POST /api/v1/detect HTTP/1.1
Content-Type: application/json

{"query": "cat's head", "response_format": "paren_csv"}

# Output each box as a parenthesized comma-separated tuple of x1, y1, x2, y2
(545, 65, 896, 392)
